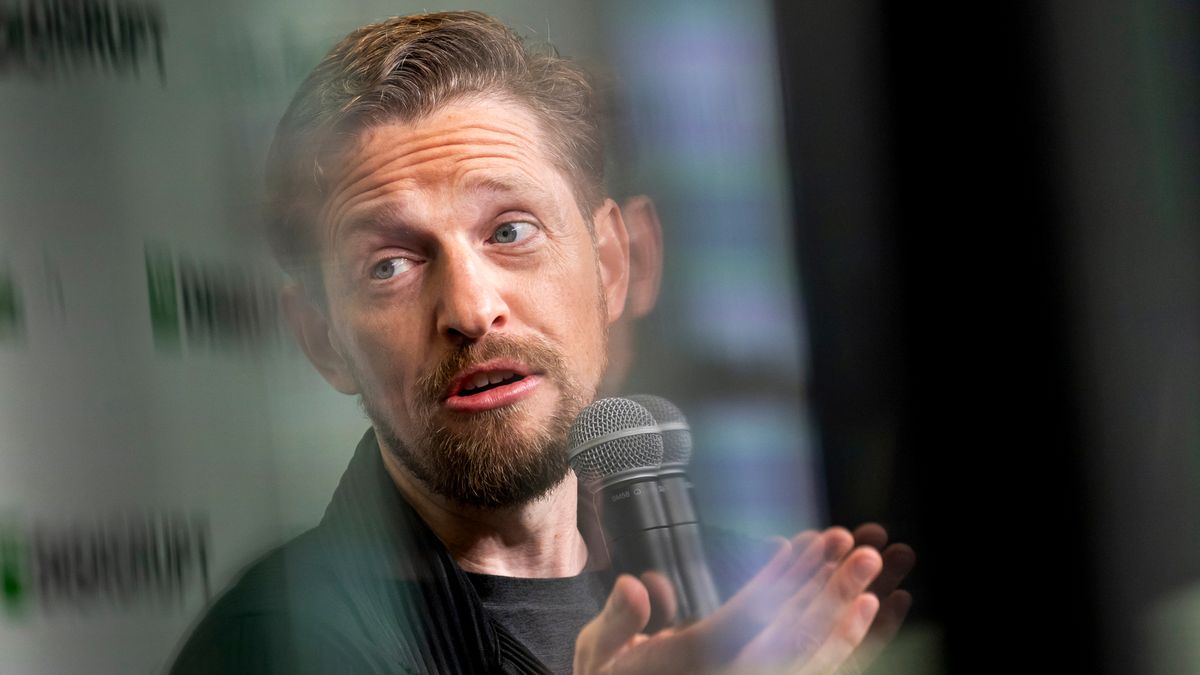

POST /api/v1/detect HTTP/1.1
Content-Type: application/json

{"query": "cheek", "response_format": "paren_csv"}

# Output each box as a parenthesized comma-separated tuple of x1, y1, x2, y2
(523, 256, 602, 329)
(545, 277, 610, 383)
(339, 309, 421, 396)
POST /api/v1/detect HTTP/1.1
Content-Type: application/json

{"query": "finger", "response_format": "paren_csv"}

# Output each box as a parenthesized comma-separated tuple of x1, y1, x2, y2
(867, 590, 913, 650)
(727, 560, 839, 666)
(682, 539, 794, 659)
(851, 523, 888, 551)
(794, 593, 880, 675)
(797, 546, 882, 639)
(821, 527, 856, 558)
(791, 530, 820, 553)
(669, 529, 846, 664)
(868, 543, 916, 597)
(574, 575, 651, 671)
(776, 528, 854, 600)
(796, 560, 840, 614)
(639, 570, 678, 632)
(695, 529, 851, 660)
(839, 590, 912, 675)
(750, 536, 800, 586)
(773, 529, 846, 601)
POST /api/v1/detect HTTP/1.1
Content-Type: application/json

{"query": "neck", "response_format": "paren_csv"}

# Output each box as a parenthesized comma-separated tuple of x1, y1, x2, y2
(378, 435, 589, 579)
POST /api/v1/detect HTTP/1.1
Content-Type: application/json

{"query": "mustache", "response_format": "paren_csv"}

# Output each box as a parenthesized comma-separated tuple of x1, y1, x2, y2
(415, 334, 568, 404)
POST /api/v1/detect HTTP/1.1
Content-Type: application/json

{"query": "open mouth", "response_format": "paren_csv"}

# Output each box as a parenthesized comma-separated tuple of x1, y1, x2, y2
(443, 361, 542, 412)
(456, 370, 527, 397)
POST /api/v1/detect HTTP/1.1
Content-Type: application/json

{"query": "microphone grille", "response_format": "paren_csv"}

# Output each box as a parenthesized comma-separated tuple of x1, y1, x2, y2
(568, 397, 664, 489)
(628, 394, 692, 466)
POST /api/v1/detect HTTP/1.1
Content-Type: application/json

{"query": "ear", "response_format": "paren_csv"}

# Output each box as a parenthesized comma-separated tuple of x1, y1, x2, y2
(620, 195, 664, 319)
(280, 281, 360, 395)
(592, 198, 631, 325)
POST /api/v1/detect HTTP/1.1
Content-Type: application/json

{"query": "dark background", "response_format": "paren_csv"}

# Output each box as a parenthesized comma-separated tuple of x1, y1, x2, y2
(775, 1, 1200, 673)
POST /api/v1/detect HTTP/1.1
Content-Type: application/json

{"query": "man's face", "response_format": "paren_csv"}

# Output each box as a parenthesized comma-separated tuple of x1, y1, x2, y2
(303, 96, 628, 508)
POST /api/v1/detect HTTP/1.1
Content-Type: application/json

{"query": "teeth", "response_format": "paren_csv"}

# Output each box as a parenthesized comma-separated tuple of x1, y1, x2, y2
(461, 370, 520, 394)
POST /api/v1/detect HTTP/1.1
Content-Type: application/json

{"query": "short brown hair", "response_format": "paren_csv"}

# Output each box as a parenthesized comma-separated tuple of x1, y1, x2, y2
(264, 11, 606, 283)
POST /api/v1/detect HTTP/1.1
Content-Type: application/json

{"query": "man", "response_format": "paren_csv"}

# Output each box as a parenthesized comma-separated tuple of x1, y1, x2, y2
(171, 11, 911, 674)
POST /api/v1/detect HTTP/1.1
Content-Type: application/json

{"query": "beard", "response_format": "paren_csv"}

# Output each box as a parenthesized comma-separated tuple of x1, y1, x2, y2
(360, 334, 596, 509)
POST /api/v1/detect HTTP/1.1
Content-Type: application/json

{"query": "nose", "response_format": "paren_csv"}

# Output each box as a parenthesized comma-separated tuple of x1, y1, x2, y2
(434, 247, 509, 344)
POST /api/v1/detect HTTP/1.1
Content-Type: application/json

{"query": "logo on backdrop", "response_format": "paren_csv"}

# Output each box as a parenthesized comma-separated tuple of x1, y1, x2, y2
(145, 242, 290, 355)
(0, 0, 166, 84)
(0, 511, 209, 619)
(0, 264, 21, 343)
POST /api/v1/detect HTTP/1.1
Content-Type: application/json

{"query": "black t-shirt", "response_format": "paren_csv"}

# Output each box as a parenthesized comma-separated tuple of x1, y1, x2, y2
(466, 570, 609, 675)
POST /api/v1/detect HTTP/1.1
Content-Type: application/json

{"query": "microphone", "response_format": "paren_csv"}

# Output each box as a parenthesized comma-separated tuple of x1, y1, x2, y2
(568, 397, 691, 629)
(629, 394, 722, 621)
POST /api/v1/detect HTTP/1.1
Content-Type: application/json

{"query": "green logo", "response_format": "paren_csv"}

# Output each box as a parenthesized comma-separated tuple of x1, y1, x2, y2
(145, 242, 291, 355)
(0, 525, 28, 617)
(0, 266, 23, 343)
(145, 243, 181, 351)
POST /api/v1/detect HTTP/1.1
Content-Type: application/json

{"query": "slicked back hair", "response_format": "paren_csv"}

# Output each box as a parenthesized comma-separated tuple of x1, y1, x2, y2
(264, 11, 606, 290)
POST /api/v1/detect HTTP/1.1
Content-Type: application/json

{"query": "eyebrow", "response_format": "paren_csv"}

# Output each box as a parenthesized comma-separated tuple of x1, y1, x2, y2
(337, 203, 419, 244)
(466, 173, 568, 226)
(465, 173, 548, 200)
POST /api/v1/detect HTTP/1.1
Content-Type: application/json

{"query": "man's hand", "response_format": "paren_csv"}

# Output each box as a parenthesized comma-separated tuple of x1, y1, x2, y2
(839, 524, 916, 675)
(574, 527, 901, 674)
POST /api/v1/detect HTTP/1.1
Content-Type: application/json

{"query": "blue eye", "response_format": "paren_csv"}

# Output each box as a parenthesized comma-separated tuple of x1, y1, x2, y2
(370, 257, 414, 280)
(492, 221, 535, 244)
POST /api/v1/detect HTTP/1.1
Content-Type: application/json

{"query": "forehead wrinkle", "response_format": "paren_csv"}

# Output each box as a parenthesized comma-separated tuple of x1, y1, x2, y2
(335, 103, 543, 171)
(330, 134, 536, 203)
(328, 150, 546, 242)
(321, 105, 560, 252)
(328, 154, 552, 234)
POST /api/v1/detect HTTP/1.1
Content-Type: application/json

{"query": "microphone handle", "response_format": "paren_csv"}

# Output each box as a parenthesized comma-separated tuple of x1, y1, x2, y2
(595, 477, 692, 629)
(660, 471, 722, 621)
